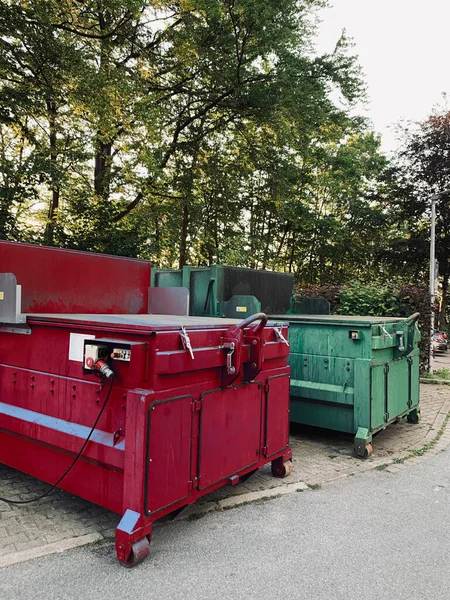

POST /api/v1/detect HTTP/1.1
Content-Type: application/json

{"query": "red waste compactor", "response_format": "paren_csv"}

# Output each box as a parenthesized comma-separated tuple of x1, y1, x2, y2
(0, 242, 292, 566)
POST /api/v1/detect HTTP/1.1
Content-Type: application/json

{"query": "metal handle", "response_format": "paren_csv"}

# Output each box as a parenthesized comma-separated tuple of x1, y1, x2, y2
(235, 312, 268, 333)
(405, 312, 420, 324)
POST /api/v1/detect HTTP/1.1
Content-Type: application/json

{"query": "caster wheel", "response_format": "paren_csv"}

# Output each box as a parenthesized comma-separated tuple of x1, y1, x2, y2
(363, 443, 373, 459)
(120, 537, 150, 568)
(271, 459, 292, 478)
(354, 438, 373, 459)
(407, 411, 421, 424)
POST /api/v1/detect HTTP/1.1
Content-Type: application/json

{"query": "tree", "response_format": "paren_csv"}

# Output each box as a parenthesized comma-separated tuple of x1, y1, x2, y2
(0, 0, 390, 278)
(387, 105, 450, 328)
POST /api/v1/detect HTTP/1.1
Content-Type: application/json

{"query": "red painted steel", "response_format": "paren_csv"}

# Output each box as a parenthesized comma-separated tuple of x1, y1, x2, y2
(264, 374, 291, 458)
(199, 384, 262, 490)
(0, 244, 292, 567)
(0, 241, 151, 314)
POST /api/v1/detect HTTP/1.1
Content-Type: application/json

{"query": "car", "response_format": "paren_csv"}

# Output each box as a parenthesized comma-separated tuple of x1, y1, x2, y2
(432, 330, 448, 354)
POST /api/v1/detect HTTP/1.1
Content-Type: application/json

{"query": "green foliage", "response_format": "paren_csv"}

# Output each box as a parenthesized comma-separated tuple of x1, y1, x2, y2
(0, 0, 392, 277)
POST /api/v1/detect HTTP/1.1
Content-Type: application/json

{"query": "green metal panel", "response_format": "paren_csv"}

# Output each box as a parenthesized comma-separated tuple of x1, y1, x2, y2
(370, 364, 387, 431)
(151, 269, 183, 288)
(189, 268, 214, 316)
(220, 295, 261, 318)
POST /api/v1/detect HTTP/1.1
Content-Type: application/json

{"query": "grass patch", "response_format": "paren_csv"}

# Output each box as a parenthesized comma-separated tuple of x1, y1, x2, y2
(408, 414, 450, 457)
(376, 463, 388, 471)
(328, 454, 338, 460)
(422, 368, 450, 383)
(393, 457, 405, 464)
(307, 483, 322, 490)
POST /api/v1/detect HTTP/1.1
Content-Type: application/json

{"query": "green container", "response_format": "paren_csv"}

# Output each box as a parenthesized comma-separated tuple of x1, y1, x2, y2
(152, 265, 293, 317)
(270, 313, 421, 457)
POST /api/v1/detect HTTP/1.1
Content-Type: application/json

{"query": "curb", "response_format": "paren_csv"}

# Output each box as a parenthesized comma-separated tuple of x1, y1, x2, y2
(174, 481, 310, 521)
(0, 532, 103, 569)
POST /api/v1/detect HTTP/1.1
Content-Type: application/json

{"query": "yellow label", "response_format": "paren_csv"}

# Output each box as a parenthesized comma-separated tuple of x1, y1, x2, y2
(0, 292, 4, 300)
(236, 306, 247, 313)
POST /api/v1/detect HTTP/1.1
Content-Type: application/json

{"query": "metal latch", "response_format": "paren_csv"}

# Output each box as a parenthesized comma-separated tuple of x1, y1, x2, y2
(396, 331, 405, 351)
(274, 327, 289, 346)
(223, 341, 236, 375)
(180, 326, 194, 359)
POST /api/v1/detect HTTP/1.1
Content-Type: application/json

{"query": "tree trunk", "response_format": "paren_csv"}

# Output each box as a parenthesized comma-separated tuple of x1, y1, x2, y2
(44, 100, 60, 246)
(439, 271, 449, 330)
(179, 200, 189, 268)
(288, 230, 296, 273)
(94, 140, 113, 198)
(93, 12, 114, 202)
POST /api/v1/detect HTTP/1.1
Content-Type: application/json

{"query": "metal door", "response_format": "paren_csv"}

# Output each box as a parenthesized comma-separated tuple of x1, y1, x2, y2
(198, 383, 262, 490)
(371, 357, 414, 431)
(145, 396, 193, 515)
(264, 374, 290, 457)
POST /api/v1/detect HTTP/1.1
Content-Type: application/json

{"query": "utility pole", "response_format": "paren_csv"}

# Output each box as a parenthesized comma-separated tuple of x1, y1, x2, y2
(428, 190, 450, 373)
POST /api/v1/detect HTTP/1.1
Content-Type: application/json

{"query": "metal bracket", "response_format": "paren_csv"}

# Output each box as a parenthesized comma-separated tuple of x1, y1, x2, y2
(380, 325, 392, 339)
(180, 326, 194, 359)
(0, 324, 31, 335)
(223, 341, 236, 375)
(274, 327, 289, 346)
(113, 429, 124, 446)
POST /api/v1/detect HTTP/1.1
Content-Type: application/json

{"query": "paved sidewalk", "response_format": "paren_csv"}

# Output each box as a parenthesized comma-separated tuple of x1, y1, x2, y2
(1, 382, 449, 565)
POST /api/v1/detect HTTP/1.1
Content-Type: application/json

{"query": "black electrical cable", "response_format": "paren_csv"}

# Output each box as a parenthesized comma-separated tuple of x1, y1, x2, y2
(0, 375, 114, 505)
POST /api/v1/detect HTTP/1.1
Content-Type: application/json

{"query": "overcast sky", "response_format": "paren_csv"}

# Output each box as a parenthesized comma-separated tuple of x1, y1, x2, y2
(316, 0, 450, 153)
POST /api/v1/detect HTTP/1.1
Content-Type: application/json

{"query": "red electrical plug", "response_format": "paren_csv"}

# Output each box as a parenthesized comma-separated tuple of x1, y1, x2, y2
(85, 357, 114, 379)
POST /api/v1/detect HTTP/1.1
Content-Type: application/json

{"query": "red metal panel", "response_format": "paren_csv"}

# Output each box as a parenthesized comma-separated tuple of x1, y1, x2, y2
(0, 241, 151, 314)
(264, 374, 290, 457)
(145, 396, 193, 514)
(198, 383, 261, 490)
(0, 431, 123, 513)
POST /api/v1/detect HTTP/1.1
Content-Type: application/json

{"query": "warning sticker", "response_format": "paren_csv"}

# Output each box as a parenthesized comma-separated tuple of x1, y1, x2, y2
(236, 306, 247, 313)
(69, 332, 95, 362)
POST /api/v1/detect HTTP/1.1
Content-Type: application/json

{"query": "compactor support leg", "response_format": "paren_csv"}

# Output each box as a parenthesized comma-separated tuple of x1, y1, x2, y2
(354, 427, 373, 459)
(116, 509, 153, 568)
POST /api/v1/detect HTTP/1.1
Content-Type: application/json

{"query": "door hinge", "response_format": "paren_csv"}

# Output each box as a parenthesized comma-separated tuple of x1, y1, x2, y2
(191, 399, 202, 412)
(264, 383, 270, 393)
(262, 445, 268, 455)
(188, 477, 198, 491)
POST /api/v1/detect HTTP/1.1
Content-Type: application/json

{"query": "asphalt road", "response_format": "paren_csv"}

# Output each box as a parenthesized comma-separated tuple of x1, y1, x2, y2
(2, 447, 450, 600)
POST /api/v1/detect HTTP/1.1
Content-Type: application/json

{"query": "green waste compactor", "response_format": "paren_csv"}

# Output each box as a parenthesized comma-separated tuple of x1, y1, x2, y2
(270, 313, 421, 457)
(152, 264, 294, 318)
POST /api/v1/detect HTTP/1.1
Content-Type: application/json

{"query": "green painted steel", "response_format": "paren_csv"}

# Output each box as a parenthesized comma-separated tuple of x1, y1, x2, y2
(152, 265, 293, 317)
(271, 313, 421, 455)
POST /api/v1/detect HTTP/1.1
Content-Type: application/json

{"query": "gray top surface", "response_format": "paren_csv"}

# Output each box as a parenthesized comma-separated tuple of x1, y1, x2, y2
(269, 314, 408, 326)
(26, 313, 245, 329)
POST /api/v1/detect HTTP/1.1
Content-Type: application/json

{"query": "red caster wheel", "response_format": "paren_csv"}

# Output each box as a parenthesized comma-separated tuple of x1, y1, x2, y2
(119, 536, 150, 568)
(271, 458, 293, 478)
